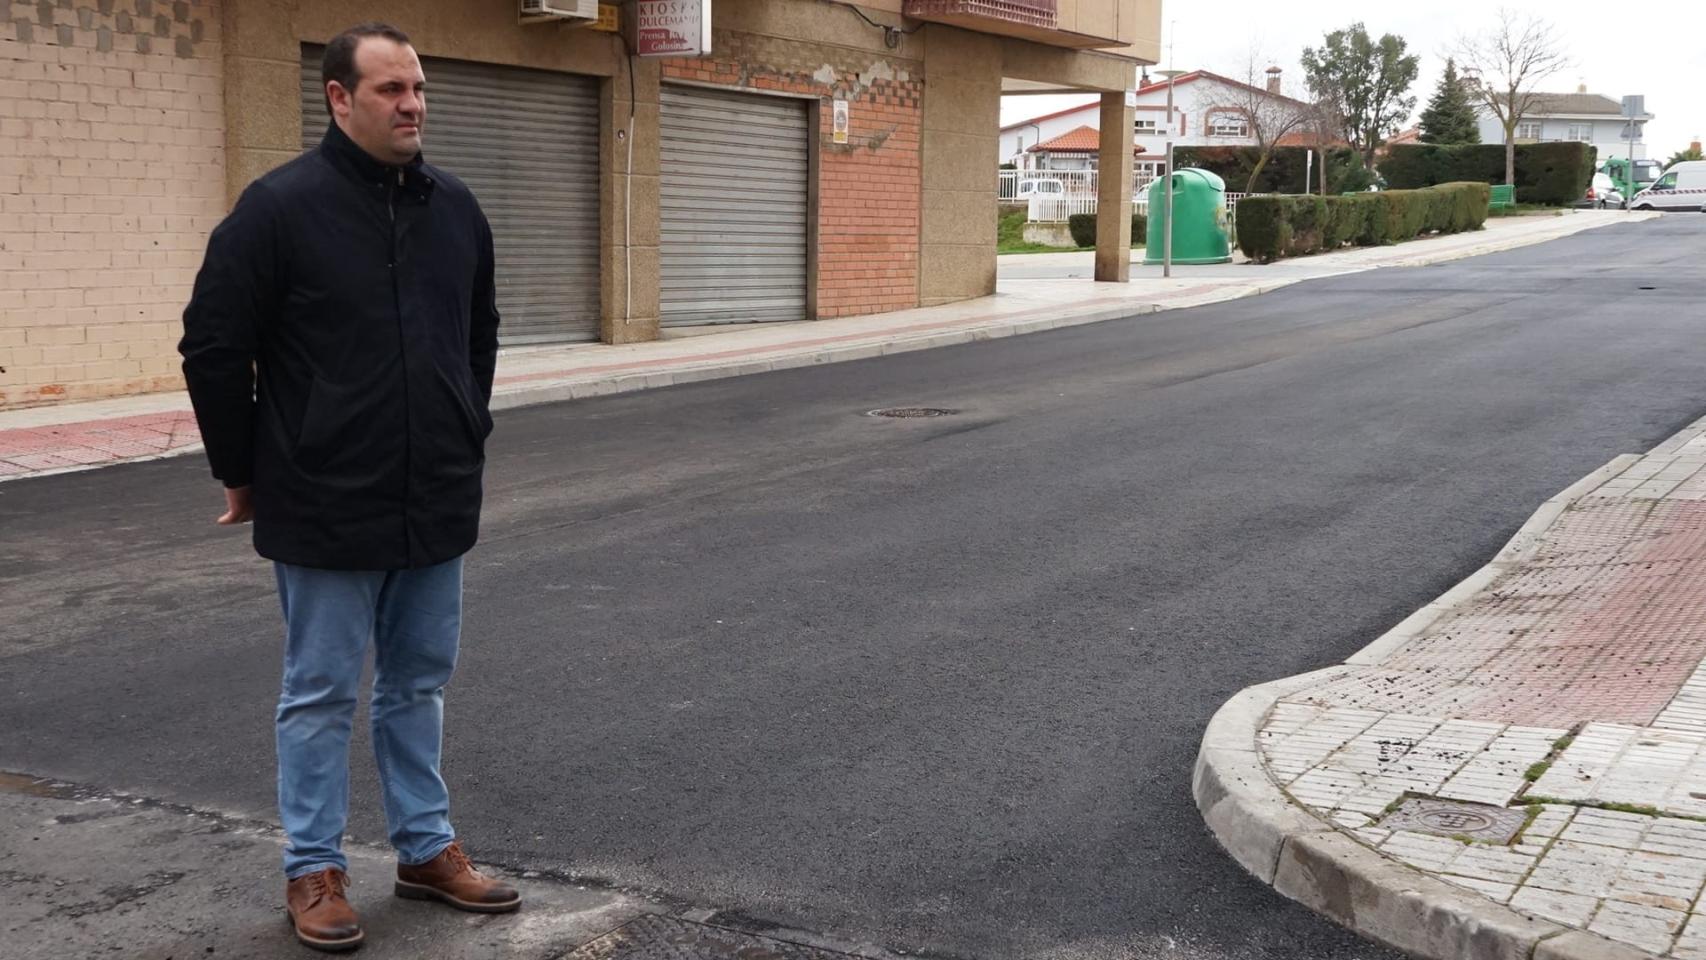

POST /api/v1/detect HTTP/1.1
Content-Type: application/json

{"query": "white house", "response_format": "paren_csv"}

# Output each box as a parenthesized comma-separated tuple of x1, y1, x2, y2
(1474, 87, 1653, 161)
(1000, 69, 1314, 180)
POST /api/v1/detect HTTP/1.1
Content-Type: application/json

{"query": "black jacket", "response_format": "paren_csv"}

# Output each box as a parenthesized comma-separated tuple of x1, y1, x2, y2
(180, 123, 500, 570)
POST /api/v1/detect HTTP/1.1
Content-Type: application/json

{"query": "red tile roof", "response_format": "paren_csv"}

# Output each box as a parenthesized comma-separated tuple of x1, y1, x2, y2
(1027, 124, 1147, 154)
(1276, 131, 1348, 148)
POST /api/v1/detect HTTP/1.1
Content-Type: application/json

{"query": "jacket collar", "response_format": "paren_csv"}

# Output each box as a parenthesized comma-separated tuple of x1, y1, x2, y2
(320, 121, 435, 197)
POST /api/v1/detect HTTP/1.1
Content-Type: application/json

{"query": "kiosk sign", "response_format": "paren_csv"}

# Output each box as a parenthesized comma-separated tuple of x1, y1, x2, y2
(634, 0, 711, 57)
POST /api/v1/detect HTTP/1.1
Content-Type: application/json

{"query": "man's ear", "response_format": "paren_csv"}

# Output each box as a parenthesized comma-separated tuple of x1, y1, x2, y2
(326, 81, 351, 117)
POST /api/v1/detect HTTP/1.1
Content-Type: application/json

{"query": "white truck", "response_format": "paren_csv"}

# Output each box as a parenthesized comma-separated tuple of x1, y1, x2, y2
(1630, 161, 1706, 211)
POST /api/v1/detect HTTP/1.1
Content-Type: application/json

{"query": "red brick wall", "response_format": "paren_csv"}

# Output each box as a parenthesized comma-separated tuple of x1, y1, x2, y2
(662, 36, 922, 320)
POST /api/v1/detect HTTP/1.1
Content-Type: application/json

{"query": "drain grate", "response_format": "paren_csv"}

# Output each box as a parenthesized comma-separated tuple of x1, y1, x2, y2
(561, 915, 861, 960)
(866, 407, 957, 419)
(1376, 798, 1529, 844)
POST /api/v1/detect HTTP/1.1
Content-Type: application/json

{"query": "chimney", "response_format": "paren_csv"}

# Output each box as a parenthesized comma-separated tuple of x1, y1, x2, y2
(1266, 65, 1282, 95)
(1693, 140, 1702, 154)
(1577, 83, 1588, 94)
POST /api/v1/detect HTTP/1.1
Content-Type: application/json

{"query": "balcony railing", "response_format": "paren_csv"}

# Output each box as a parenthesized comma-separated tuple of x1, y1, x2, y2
(905, 0, 1057, 30)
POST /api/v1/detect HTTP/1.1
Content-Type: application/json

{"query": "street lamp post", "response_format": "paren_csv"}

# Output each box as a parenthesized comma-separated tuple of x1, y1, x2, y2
(1156, 68, 1187, 279)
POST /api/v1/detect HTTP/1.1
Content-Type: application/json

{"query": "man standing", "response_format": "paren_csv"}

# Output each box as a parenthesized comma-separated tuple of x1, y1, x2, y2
(180, 23, 519, 952)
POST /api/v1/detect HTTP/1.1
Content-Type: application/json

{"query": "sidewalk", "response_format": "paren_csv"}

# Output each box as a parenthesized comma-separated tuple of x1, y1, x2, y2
(1196, 414, 1706, 960)
(0, 209, 1650, 483)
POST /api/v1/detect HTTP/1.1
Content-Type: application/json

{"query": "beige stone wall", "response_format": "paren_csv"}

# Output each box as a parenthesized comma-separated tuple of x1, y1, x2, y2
(0, 0, 1155, 410)
(918, 25, 1000, 307)
(0, 0, 224, 409)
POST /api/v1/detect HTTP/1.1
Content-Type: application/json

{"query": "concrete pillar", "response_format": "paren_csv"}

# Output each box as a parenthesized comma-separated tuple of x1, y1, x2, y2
(600, 57, 661, 344)
(918, 26, 1002, 307)
(1094, 91, 1134, 283)
(222, 0, 306, 207)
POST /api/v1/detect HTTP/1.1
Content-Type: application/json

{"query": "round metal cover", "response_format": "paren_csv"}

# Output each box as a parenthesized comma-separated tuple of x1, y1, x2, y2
(1375, 798, 1528, 844)
(866, 407, 957, 418)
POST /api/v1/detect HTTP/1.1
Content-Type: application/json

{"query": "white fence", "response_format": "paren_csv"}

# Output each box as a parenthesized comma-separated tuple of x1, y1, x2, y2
(1000, 169, 1164, 221)
(999, 169, 1246, 223)
(999, 169, 1250, 224)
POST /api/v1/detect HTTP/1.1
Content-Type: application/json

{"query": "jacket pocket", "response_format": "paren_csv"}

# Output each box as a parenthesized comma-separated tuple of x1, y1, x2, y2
(293, 375, 378, 475)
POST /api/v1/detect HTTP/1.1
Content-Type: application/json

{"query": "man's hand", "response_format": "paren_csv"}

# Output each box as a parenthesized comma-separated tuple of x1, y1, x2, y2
(218, 485, 254, 525)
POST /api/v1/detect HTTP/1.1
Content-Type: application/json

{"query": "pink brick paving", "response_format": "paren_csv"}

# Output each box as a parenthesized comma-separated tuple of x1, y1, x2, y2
(0, 412, 203, 478)
(1290, 497, 1706, 727)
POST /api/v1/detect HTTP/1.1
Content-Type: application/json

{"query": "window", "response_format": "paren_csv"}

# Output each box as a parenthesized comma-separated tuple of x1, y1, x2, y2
(1516, 121, 1542, 140)
(1207, 113, 1250, 138)
(1566, 123, 1594, 143)
(1134, 118, 1159, 134)
(1654, 173, 1678, 191)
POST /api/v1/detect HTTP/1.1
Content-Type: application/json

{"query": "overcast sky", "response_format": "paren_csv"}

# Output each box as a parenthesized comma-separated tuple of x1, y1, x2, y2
(999, 1, 1706, 160)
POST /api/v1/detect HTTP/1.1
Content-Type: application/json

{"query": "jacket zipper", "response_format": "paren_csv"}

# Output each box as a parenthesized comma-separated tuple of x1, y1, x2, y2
(390, 170, 413, 565)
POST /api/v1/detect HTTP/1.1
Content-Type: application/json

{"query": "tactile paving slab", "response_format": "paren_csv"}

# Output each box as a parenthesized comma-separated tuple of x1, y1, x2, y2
(560, 916, 861, 960)
(1288, 498, 1706, 728)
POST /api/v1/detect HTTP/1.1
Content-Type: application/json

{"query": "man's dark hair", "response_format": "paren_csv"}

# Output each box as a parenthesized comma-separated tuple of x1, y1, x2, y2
(322, 22, 412, 116)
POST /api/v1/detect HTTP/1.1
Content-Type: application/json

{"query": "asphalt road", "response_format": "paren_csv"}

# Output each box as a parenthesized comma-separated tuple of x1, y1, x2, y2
(5, 216, 1706, 960)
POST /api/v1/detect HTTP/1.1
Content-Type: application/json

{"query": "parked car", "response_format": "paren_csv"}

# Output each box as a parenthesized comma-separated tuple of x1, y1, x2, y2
(1631, 161, 1706, 211)
(1020, 178, 1069, 221)
(1576, 172, 1624, 209)
(1015, 178, 1065, 200)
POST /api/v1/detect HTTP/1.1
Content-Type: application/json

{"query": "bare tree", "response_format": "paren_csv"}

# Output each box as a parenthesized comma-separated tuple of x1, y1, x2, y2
(1304, 86, 1347, 194)
(1456, 8, 1571, 185)
(1222, 52, 1314, 193)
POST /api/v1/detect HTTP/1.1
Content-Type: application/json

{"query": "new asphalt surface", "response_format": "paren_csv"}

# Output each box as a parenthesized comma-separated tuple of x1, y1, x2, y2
(5, 216, 1706, 960)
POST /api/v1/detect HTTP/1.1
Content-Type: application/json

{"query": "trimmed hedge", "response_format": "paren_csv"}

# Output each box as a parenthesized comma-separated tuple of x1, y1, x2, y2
(1236, 182, 1490, 263)
(1380, 142, 1595, 206)
(1067, 212, 1147, 248)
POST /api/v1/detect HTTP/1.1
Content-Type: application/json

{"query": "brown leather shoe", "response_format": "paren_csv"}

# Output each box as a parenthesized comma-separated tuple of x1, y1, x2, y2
(394, 841, 521, 913)
(284, 868, 363, 952)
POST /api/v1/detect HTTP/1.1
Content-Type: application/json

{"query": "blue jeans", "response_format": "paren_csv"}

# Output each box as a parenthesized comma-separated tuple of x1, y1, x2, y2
(274, 557, 462, 879)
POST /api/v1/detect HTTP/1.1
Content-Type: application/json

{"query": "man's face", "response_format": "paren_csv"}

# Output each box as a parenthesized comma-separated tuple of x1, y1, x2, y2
(329, 37, 426, 166)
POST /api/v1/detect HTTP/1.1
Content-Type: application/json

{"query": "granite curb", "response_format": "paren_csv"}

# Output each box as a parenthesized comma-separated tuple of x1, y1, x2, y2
(1192, 447, 1684, 960)
(488, 287, 1288, 413)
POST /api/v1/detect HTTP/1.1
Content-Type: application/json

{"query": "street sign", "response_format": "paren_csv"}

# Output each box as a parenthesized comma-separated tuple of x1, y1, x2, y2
(832, 99, 849, 144)
(633, 0, 711, 57)
(1622, 95, 1645, 119)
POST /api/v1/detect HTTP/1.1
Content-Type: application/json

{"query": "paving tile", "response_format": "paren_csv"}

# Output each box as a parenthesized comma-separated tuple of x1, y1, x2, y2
(1642, 819, 1706, 858)
(1526, 841, 1630, 898)
(1561, 809, 1651, 849)
(1587, 899, 1685, 954)
(1674, 915, 1706, 960)
(1444, 844, 1542, 884)
(1607, 849, 1706, 911)
(1380, 832, 1467, 872)
(1442, 874, 1517, 903)
(1508, 886, 1600, 927)
(1521, 805, 1580, 842)
(1351, 827, 1392, 848)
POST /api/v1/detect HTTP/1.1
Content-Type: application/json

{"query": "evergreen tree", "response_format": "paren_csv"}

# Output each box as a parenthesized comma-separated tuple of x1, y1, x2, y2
(1666, 145, 1704, 168)
(1418, 59, 1482, 145)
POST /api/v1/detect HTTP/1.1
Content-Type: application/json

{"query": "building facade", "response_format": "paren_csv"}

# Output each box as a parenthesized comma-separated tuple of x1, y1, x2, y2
(1001, 68, 1308, 177)
(0, 0, 1161, 409)
(1474, 89, 1652, 162)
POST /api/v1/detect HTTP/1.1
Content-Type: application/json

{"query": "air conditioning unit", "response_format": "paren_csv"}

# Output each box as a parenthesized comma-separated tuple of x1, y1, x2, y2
(519, 0, 598, 24)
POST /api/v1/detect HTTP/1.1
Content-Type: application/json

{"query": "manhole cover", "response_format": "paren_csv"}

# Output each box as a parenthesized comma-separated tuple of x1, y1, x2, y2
(866, 407, 957, 418)
(562, 916, 859, 960)
(1376, 798, 1528, 844)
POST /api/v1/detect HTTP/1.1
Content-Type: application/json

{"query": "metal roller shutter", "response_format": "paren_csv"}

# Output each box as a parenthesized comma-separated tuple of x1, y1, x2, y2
(660, 85, 809, 326)
(301, 47, 600, 344)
